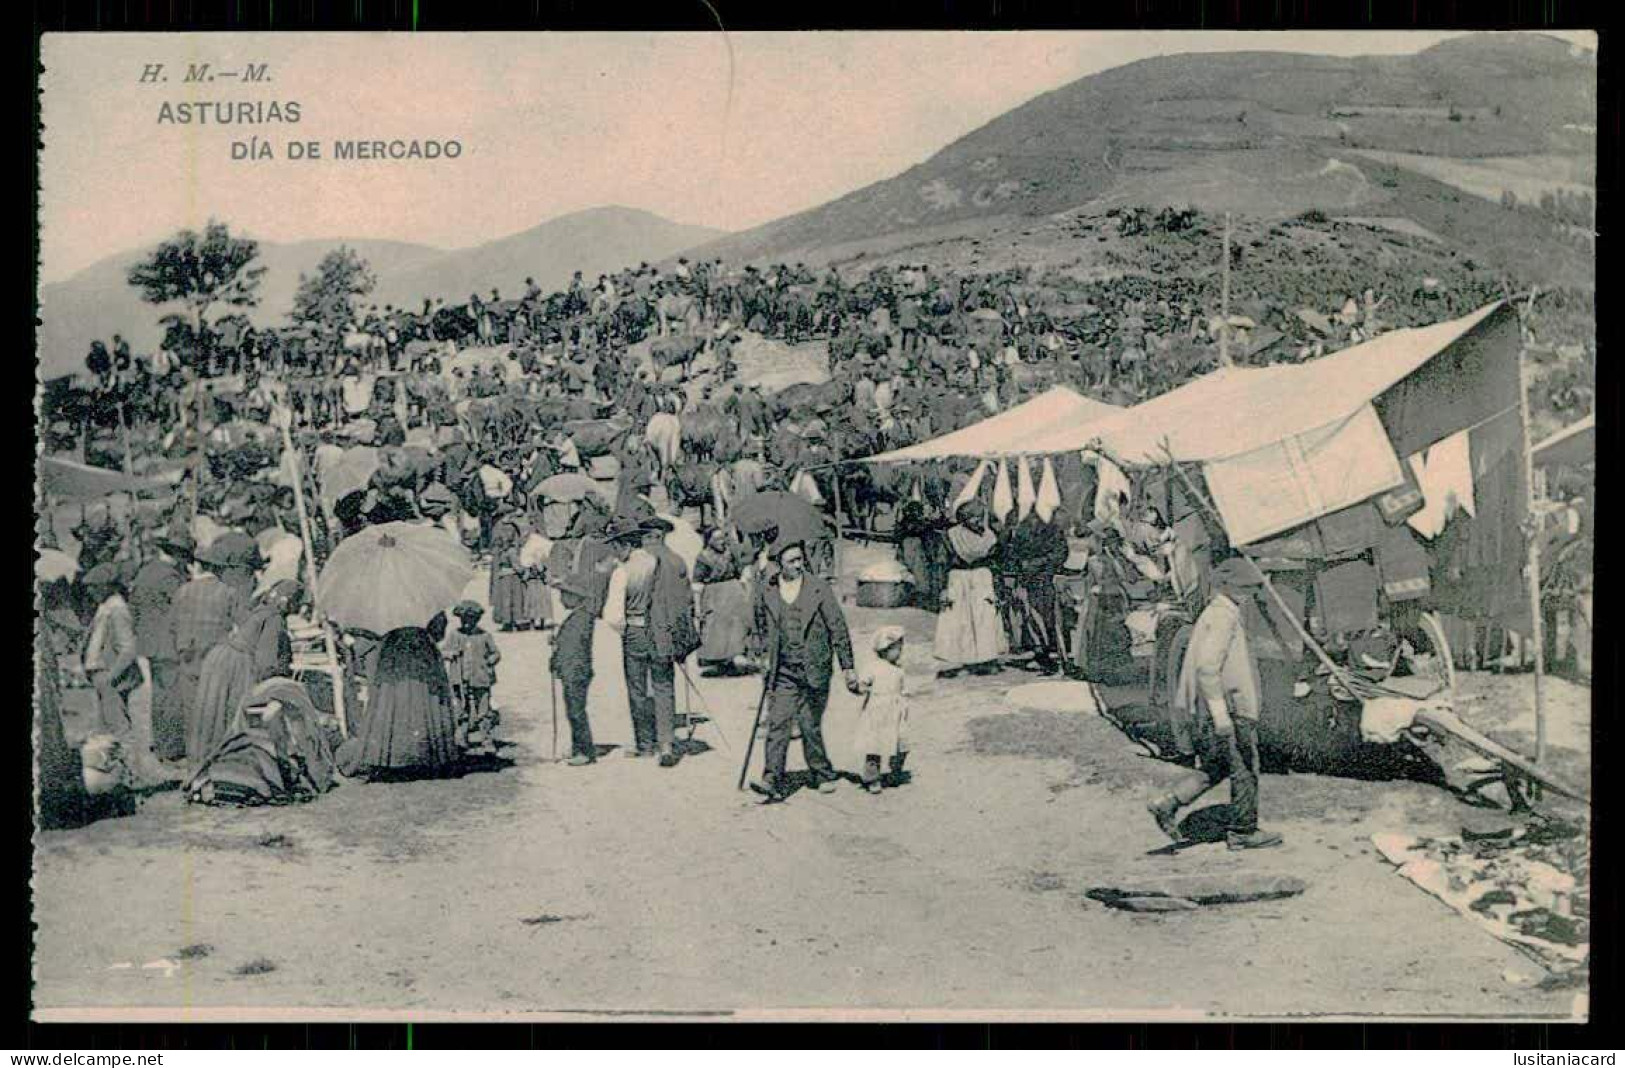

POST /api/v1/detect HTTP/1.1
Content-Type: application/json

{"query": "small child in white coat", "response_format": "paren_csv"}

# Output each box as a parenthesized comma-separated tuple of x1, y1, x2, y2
(856, 625, 911, 794)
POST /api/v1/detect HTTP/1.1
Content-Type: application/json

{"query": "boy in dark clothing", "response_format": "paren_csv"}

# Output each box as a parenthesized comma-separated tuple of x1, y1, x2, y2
(551, 573, 598, 766)
(444, 600, 502, 752)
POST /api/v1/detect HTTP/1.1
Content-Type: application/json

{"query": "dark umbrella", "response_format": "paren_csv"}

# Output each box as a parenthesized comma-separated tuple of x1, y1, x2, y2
(731, 489, 831, 544)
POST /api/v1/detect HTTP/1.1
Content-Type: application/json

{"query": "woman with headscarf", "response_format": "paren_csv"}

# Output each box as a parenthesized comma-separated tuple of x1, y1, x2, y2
(488, 509, 528, 631)
(338, 613, 459, 780)
(184, 676, 338, 805)
(932, 499, 1008, 675)
(187, 579, 299, 772)
(518, 507, 554, 631)
(693, 527, 751, 675)
(1073, 524, 1137, 680)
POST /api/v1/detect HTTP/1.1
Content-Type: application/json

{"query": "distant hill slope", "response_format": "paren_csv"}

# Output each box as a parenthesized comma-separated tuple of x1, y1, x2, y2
(686, 33, 1595, 268)
(37, 206, 724, 380)
(374, 206, 722, 311)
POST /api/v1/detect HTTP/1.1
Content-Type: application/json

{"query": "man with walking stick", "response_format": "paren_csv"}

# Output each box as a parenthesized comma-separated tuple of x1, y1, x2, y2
(744, 537, 859, 804)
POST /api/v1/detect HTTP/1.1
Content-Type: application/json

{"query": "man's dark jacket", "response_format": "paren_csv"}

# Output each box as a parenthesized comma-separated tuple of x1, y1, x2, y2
(752, 574, 855, 692)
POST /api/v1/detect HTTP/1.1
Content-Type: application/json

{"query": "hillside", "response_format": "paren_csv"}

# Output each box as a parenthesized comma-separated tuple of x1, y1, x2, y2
(373, 207, 722, 311)
(37, 207, 724, 380)
(686, 33, 1594, 271)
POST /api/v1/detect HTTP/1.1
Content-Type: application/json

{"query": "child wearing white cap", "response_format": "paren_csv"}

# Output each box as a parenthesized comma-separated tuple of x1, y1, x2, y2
(855, 625, 911, 794)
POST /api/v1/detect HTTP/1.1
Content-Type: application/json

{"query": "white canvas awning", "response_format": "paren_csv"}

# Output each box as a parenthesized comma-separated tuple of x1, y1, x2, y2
(863, 385, 1120, 462)
(1021, 302, 1509, 463)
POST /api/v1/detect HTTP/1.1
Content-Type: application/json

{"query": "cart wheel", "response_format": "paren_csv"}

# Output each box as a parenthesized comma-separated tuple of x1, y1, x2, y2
(1416, 611, 1458, 696)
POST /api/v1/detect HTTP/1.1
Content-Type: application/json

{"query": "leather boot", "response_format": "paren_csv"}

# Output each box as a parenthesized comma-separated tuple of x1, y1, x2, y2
(1146, 794, 1183, 841)
(1226, 828, 1284, 851)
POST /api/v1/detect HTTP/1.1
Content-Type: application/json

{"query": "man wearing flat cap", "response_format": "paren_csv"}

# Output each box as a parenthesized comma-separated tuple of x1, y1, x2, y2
(1146, 555, 1283, 851)
(749, 536, 858, 803)
(602, 506, 698, 766)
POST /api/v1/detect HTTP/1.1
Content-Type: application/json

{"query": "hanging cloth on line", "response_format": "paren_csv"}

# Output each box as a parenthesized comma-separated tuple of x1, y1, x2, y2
(991, 458, 1015, 522)
(1084, 449, 1130, 527)
(1407, 430, 1476, 540)
(1015, 455, 1038, 521)
(951, 459, 993, 513)
(1035, 458, 1062, 523)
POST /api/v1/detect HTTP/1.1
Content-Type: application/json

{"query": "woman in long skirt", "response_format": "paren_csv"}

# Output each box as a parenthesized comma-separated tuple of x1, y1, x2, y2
(519, 520, 554, 630)
(339, 614, 459, 780)
(693, 528, 751, 674)
(187, 581, 297, 773)
(488, 513, 527, 630)
(932, 500, 1007, 674)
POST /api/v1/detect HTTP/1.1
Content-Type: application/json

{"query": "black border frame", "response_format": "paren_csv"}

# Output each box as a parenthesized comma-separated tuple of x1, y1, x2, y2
(22, 0, 1618, 1050)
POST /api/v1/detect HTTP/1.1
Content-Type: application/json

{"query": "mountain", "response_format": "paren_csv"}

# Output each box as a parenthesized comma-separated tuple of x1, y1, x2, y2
(685, 33, 1595, 269)
(373, 206, 722, 311)
(36, 206, 723, 380)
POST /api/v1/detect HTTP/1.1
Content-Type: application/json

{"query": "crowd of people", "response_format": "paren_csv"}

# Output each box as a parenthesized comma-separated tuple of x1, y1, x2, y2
(39, 215, 1591, 834)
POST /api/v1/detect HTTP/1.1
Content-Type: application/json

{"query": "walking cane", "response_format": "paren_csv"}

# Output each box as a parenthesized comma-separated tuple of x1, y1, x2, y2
(546, 629, 560, 761)
(736, 667, 773, 791)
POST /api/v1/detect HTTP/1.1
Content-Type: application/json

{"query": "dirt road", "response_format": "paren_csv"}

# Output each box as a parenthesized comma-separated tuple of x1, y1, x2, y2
(32, 544, 1585, 1021)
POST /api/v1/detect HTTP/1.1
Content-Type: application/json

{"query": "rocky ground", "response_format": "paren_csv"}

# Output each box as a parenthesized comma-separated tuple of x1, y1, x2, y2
(32, 538, 1588, 1022)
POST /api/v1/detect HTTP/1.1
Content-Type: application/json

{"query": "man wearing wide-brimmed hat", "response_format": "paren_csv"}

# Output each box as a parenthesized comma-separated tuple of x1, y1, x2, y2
(602, 505, 698, 766)
(198, 531, 264, 602)
(550, 567, 600, 766)
(1146, 555, 1282, 851)
(128, 529, 194, 760)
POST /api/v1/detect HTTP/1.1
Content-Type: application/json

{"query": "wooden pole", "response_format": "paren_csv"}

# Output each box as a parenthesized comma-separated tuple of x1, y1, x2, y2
(280, 413, 349, 738)
(1219, 213, 1233, 368)
(192, 374, 206, 527)
(195, 310, 209, 523)
(1517, 348, 1548, 763)
(114, 393, 142, 561)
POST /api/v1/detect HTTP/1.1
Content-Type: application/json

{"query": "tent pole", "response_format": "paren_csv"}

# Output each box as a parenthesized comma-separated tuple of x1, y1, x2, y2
(114, 396, 140, 560)
(189, 371, 203, 528)
(280, 413, 349, 739)
(1517, 349, 1547, 764)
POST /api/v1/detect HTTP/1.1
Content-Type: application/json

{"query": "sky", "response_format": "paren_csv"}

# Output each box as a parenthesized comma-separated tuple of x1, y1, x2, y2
(38, 29, 1597, 283)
